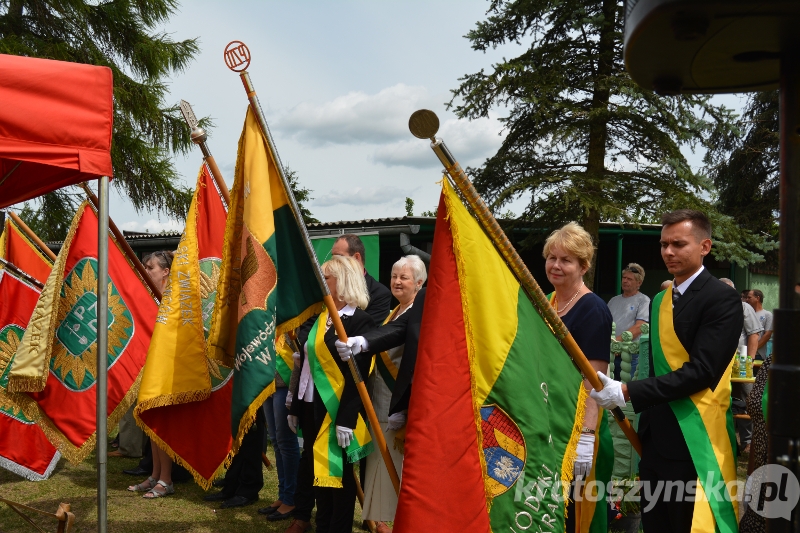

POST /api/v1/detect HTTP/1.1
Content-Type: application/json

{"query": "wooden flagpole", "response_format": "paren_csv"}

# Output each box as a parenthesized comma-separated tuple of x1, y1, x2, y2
(179, 100, 231, 207)
(408, 109, 642, 457)
(79, 183, 162, 302)
(224, 41, 402, 495)
(7, 211, 57, 262)
(0, 257, 45, 289)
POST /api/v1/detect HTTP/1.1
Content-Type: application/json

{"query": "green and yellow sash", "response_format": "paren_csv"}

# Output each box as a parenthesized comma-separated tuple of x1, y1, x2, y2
(307, 309, 373, 488)
(651, 288, 739, 533)
(374, 305, 401, 392)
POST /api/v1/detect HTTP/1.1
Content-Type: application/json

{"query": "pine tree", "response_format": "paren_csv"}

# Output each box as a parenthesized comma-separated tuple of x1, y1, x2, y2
(0, 0, 202, 240)
(450, 0, 772, 281)
(284, 166, 319, 225)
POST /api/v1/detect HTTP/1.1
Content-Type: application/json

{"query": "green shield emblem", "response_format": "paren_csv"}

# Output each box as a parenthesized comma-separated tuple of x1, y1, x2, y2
(51, 258, 134, 391)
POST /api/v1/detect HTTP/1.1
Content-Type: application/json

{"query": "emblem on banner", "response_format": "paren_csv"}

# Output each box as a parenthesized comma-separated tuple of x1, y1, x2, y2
(224, 41, 251, 72)
(0, 325, 34, 423)
(51, 258, 133, 391)
(480, 404, 527, 497)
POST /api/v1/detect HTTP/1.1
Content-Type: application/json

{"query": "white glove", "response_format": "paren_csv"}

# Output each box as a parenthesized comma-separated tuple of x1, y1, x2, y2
(589, 371, 626, 410)
(292, 351, 301, 361)
(285, 391, 293, 409)
(387, 411, 407, 431)
(287, 415, 299, 434)
(573, 433, 595, 479)
(335, 336, 368, 362)
(336, 425, 353, 448)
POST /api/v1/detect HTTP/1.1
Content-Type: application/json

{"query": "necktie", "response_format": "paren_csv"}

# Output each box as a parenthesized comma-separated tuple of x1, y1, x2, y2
(672, 288, 681, 305)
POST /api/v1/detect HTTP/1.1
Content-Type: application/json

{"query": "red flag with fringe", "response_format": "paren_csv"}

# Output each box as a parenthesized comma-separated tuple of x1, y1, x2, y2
(0, 217, 53, 285)
(7, 201, 158, 463)
(0, 269, 61, 480)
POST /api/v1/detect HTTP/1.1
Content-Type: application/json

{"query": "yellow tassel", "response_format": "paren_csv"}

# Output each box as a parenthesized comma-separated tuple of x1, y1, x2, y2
(314, 476, 344, 489)
(561, 384, 589, 513)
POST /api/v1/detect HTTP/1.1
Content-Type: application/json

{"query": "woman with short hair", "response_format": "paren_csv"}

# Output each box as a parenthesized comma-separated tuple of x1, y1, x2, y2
(284, 255, 376, 533)
(543, 223, 613, 531)
(361, 255, 427, 533)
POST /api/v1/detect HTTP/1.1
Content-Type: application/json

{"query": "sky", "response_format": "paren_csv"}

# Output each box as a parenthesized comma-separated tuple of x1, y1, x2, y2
(108, 0, 516, 233)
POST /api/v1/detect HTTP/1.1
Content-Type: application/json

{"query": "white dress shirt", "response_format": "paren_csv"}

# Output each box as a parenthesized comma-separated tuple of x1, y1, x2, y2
(672, 265, 705, 305)
(298, 304, 357, 403)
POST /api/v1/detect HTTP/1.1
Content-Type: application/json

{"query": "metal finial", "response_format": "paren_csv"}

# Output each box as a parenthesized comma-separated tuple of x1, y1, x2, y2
(409, 109, 440, 140)
(224, 41, 251, 72)
(190, 126, 207, 145)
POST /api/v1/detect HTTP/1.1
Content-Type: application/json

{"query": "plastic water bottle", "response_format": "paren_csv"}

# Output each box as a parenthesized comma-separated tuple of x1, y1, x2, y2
(739, 346, 748, 378)
(746, 353, 754, 379)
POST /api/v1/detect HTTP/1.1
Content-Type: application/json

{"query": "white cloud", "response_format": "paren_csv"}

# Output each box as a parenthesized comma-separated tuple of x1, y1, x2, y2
(372, 116, 505, 169)
(119, 218, 183, 234)
(276, 84, 433, 146)
(312, 186, 411, 207)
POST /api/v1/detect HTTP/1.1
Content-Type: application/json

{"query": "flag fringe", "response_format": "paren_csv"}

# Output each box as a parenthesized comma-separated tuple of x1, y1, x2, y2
(314, 475, 344, 488)
(5, 376, 48, 393)
(443, 184, 495, 511)
(561, 384, 589, 512)
(219, 380, 277, 471)
(134, 389, 211, 417)
(0, 450, 61, 481)
(277, 301, 324, 338)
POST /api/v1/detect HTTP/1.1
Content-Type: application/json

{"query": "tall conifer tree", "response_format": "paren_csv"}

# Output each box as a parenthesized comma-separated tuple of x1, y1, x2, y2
(0, 0, 200, 240)
(451, 0, 771, 278)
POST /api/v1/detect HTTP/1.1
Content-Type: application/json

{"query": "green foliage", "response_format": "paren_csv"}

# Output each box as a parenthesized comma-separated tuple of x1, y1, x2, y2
(284, 165, 319, 225)
(420, 207, 438, 217)
(0, 0, 203, 240)
(451, 0, 770, 268)
(405, 197, 415, 216)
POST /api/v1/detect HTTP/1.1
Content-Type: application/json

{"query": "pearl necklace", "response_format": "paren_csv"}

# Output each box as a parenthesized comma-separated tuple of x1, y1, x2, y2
(555, 282, 584, 315)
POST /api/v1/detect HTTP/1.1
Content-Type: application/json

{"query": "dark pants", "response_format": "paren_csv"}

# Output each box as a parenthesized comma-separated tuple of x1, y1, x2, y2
(292, 401, 317, 523)
(639, 432, 696, 533)
(264, 388, 300, 505)
(221, 411, 265, 500)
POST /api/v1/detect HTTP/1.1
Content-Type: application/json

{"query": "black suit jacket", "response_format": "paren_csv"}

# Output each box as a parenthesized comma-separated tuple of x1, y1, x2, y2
(290, 309, 376, 430)
(627, 268, 743, 460)
(362, 287, 426, 415)
(364, 273, 391, 325)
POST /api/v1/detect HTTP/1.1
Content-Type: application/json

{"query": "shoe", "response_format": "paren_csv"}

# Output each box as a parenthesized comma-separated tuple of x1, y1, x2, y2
(258, 503, 282, 515)
(108, 450, 130, 458)
(284, 519, 312, 533)
(203, 492, 230, 502)
(212, 478, 226, 488)
(376, 522, 393, 533)
(142, 480, 174, 499)
(123, 467, 149, 476)
(267, 510, 293, 522)
(220, 495, 256, 509)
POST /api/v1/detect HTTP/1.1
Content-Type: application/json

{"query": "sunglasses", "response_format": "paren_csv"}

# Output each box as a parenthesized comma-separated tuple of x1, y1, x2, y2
(625, 267, 641, 275)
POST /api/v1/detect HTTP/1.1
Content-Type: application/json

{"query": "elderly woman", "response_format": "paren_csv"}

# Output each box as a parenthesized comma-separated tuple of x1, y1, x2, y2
(128, 250, 177, 498)
(284, 255, 376, 533)
(543, 223, 613, 531)
(358, 255, 427, 533)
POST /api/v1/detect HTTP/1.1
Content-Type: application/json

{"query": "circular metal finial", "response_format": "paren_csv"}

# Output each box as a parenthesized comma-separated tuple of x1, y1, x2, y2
(224, 41, 251, 72)
(190, 126, 207, 145)
(409, 109, 440, 139)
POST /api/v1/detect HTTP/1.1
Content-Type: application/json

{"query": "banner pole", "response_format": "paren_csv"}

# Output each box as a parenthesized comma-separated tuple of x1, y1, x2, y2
(79, 183, 162, 302)
(179, 99, 231, 206)
(408, 109, 642, 457)
(225, 41, 401, 495)
(7, 211, 57, 261)
(96, 176, 109, 533)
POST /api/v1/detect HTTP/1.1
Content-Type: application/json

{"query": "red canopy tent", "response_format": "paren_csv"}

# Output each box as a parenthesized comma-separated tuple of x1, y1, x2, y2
(0, 53, 113, 207)
(0, 53, 114, 532)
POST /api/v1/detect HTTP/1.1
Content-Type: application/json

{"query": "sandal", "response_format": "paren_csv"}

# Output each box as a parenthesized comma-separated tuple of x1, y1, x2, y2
(127, 477, 156, 492)
(143, 480, 174, 499)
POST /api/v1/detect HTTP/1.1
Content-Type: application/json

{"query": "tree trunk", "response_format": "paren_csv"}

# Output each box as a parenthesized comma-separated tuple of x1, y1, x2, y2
(582, 0, 617, 290)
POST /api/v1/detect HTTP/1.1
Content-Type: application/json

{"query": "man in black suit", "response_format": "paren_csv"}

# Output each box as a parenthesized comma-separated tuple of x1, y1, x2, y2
(331, 234, 391, 325)
(590, 209, 742, 533)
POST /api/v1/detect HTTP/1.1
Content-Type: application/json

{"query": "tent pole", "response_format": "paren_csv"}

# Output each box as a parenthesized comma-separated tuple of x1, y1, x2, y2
(96, 176, 109, 533)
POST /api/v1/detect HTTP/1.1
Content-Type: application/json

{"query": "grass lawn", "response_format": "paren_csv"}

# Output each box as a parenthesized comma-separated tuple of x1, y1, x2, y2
(0, 446, 364, 533)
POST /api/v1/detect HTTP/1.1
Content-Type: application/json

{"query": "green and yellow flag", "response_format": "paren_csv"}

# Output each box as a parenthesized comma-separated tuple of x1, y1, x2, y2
(652, 288, 739, 533)
(394, 179, 586, 533)
(306, 309, 372, 487)
(208, 107, 323, 452)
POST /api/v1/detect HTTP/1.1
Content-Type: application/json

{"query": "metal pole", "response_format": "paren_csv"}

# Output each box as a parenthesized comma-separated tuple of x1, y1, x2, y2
(96, 176, 109, 533)
(616, 234, 623, 296)
(233, 67, 401, 495)
(768, 47, 800, 533)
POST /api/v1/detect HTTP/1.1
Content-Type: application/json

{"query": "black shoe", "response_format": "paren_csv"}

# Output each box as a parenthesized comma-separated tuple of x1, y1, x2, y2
(122, 467, 149, 476)
(212, 478, 226, 488)
(267, 510, 293, 522)
(258, 503, 281, 515)
(221, 495, 256, 509)
(203, 492, 230, 502)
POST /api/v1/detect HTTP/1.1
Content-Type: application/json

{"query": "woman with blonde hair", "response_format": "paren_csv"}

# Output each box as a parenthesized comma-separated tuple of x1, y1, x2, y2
(284, 255, 376, 533)
(543, 222, 613, 531)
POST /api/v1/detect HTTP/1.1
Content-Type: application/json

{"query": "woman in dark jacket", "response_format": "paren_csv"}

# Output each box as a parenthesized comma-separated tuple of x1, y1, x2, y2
(284, 255, 375, 533)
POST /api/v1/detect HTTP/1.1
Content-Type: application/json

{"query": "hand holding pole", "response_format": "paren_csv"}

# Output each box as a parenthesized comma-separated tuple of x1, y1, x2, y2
(408, 109, 642, 457)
